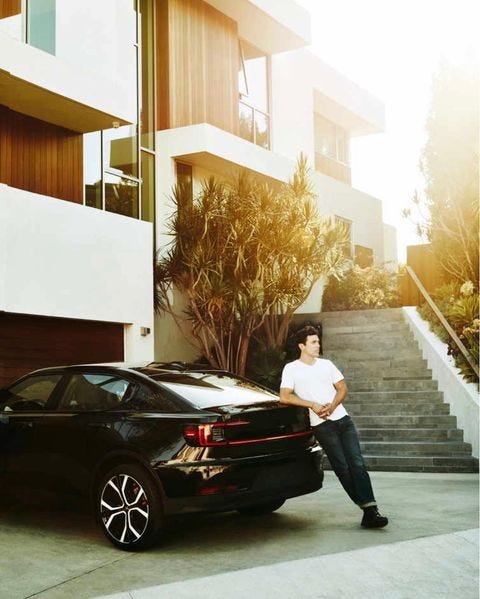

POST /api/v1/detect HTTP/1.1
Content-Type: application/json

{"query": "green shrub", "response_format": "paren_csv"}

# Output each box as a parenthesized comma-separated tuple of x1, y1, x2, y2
(322, 264, 400, 312)
(418, 282, 479, 383)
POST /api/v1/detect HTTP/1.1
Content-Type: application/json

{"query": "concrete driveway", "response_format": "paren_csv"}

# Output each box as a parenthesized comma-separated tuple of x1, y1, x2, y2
(0, 471, 478, 599)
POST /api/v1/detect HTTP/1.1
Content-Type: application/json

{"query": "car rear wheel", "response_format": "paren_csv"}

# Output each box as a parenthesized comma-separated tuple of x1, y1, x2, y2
(237, 499, 285, 516)
(96, 463, 163, 551)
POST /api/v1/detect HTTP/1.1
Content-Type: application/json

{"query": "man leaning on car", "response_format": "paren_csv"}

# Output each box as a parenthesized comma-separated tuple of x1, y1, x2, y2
(280, 325, 388, 528)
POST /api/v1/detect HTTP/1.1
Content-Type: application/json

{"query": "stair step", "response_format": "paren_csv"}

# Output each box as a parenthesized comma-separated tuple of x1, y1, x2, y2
(348, 380, 438, 392)
(348, 391, 444, 402)
(362, 455, 479, 473)
(359, 441, 472, 456)
(323, 323, 410, 335)
(348, 402, 450, 415)
(354, 415, 457, 427)
(331, 358, 429, 370)
(358, 428, 463, 442)
(323, 455, 478, 473)
(327, 350, 423, 361)
(324, 337, 418, 350)
(345, 370, 432, 379)
(321, 308, 405, 323)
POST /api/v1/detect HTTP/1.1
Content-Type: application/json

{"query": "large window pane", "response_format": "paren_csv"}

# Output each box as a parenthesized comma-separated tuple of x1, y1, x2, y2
(240, 42, 268, 112)
(104, 125, 138, 178)
(27, 0, 56, 55)
(337, 130, 349, 164)
(141, 151, 155, 223)
(84, 132, 102, 209)
(105, 174, 139, 218)
(314, 115, 336, 160)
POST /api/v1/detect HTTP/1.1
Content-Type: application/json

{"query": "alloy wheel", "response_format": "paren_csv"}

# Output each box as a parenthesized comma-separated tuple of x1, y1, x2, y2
(100, 474, 150, 545)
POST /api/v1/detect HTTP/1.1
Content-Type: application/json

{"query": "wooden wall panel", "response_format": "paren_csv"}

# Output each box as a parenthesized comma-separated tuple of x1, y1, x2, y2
(0, 0, 21, 19)
(401, 244, 445, 306)
(156, 0, 170, 131)
(157, 0, 238, 134)
(0, 313, 124, 388)
(0, 105, 83, 203)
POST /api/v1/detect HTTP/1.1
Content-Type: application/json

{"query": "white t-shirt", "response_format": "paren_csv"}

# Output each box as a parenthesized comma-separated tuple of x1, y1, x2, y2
(280, 358, 348, 426)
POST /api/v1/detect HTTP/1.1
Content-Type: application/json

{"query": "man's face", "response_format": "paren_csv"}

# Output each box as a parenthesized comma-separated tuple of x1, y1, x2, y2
(300, 334, 320, 358)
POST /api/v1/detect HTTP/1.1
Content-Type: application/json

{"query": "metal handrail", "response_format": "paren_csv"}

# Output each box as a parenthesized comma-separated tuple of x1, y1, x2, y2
(406, 265, 479, 378)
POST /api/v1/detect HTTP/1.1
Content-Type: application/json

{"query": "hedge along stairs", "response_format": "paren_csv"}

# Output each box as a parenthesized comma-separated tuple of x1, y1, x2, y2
(320, 308, 478, 473)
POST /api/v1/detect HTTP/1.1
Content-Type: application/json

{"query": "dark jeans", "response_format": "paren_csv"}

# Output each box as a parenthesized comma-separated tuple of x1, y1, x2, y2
(313, 415, 376, 508)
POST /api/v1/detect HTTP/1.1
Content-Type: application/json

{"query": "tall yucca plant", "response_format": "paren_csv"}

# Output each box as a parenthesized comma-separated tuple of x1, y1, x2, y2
(155, 155, 349, 375)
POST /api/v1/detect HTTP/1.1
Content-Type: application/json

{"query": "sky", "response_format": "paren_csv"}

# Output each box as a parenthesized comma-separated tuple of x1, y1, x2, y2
(295, 0, 479, 262)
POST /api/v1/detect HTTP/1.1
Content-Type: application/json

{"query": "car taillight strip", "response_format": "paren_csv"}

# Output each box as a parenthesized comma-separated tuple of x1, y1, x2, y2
(184, 423, 311, 447)
(227, 430, 312, 445)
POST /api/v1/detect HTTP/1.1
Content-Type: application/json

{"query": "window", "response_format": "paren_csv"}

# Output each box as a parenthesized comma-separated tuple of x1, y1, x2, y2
(1, 374, 62, 411)
(82, 0, 156, 225)
(129, 384, 181, 413)
(238, 41, 270, 149)
(335, 215, 353, 258)
(176, 162, 193, 201)
(355, 245, 374, 268)
(58, 374, 135, 412)
(314, 114, 349, 164)
(152, 372, 276, 410)
(27, 0, 56, 55)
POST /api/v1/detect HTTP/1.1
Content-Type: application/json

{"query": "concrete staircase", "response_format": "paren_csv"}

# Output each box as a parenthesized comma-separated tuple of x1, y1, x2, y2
(321, 308, 478, 473)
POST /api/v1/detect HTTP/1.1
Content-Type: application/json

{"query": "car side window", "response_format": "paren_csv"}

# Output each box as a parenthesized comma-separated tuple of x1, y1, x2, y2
(57, 374, 135, 412)
(129, 384, 182, 413)
(1, 374, 63, 411)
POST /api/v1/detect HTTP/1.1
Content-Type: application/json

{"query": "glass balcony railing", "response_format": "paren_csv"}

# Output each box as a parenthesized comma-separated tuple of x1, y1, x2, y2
(238, 100, 270, 150)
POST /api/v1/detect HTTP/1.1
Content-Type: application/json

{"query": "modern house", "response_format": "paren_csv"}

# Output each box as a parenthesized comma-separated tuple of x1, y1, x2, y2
(0, 0, 397, 383)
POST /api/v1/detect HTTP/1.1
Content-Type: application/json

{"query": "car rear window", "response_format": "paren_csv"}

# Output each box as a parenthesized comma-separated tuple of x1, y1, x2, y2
(148, 372, 278, 409)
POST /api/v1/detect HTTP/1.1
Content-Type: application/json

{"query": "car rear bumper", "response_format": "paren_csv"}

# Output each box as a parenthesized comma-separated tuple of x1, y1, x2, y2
(157, 447, 324, 515)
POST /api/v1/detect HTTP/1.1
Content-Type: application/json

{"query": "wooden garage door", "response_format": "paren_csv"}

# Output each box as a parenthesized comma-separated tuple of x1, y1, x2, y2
(0, 313, 124, 388)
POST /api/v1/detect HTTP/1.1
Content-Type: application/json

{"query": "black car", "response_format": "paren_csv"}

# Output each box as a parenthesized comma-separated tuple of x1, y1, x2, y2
(0, 363, 323, 550)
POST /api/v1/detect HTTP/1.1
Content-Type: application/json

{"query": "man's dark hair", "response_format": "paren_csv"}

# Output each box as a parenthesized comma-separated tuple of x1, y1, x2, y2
(295, 325, 320, 347)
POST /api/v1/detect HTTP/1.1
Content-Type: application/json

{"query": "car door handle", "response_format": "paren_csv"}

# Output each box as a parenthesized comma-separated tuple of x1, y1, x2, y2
(19, 421, 34, 429)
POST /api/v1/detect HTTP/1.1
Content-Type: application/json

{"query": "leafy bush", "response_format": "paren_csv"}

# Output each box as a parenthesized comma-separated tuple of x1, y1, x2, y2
(322, 264, 401, 312)
(418, 282, 479, 383)
(246, 319, 322, 391)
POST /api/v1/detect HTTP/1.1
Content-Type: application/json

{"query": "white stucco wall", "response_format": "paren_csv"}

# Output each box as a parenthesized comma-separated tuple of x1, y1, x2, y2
(270, 50, 316, 164)
(0, 184, 154, 363)
(314, 170, 385, 264)
(56, 0, 136, 110)
(403, 307, 479, 459)
(271, 49, 385, 163)
(383, 223, 398, 268)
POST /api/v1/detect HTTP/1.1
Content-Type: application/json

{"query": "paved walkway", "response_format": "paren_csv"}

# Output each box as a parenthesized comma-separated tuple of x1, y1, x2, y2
(0, 471, 478, 598)
(99, 528, 479, 599)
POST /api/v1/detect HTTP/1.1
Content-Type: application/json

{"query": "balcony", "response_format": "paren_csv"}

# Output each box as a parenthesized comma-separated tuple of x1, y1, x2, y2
(0, 31, 134, 132)
(314, 153, 351, 185)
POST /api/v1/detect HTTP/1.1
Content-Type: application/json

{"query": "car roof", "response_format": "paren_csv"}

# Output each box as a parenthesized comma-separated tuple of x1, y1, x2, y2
(11, 362, 230, 382)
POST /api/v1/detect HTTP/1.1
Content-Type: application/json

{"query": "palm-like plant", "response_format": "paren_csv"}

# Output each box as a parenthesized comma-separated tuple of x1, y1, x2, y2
(155, 156, 349, 375)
